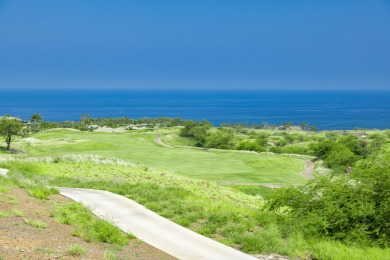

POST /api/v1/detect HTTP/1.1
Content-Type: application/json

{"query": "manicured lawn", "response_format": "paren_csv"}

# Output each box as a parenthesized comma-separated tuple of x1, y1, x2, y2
(21, 129, 306, 185)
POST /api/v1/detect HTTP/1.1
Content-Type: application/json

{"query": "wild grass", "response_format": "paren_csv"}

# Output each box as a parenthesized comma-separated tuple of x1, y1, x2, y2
(92, 220, 128, 245)
(34, 248, 56, 254)
(6, 157, 389, 259)
(310, 240, 390, 260)
(0, 185, 10, 193)
(4, 129, 390, 259)
(5, 159, 303, 256)
(0, 211, 10, 218)
(229, 185, 277, 197)
(52, 202, 128, 246)
(67, 244, 87, 256)
(104, 250, 119, 260)
(7, 195, 18, 205)
(24, 218, 47, 228)
(11, 208, 24, 217)
(27, 186, 59, 199)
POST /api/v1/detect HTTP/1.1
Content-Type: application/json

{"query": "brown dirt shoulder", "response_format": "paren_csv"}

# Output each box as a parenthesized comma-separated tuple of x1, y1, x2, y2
(0, 187, 175, 260)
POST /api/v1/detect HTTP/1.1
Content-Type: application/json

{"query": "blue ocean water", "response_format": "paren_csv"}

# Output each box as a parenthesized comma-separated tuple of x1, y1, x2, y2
(1, 89, 389, 130)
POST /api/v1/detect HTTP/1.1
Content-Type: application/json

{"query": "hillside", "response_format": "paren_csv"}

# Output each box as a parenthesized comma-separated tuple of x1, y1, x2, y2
(1, 126, 390, 259)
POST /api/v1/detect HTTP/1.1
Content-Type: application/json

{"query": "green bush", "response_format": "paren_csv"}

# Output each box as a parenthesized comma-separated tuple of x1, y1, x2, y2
(310, 140, 358, 171)
(236, 140, 266, 152)
(281, 145, 310, 155)
(266, 153, 390, 247)
(204, 129, 236, 149)
(269, 146, 282, 154)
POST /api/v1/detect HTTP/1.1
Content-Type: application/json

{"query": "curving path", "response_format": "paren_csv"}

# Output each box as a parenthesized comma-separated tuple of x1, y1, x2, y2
(154, 135, 174, 148)
(59, 187, 256, 260)
(301, 160, 314, 180)
(2, 168, 254, 259)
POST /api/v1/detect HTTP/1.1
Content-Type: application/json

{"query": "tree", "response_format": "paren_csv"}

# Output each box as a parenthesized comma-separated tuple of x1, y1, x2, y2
(280, 121, 294, 130)
(0, 117, 23, 151)
(31, 113, 42, 123)
(30, 113, 42, 133)
(180, 120, 213, 147)
(299, 122, 309, 130)
(204, 129, 235, 149)
(80, 114, 92, 126)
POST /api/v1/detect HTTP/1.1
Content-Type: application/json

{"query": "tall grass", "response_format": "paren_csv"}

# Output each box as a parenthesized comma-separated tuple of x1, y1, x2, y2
(24, 218, 47, 228)
(67, 244, 87, 256)
(5, 157, 390, 259)
(52, 202, 128, 246)
(27, 186, 59, 199)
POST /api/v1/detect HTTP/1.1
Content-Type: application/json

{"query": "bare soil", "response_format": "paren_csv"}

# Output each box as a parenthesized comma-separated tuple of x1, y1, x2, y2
(0, 187, 175, 260)
(301, 160, 314, 180)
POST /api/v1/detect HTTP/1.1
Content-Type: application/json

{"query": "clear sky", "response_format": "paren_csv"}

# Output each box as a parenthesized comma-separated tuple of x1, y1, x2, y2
(1, 0, 389, 90)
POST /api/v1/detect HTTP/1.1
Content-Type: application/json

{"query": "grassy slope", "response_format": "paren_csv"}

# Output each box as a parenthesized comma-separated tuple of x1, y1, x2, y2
(3, 128, 390, 259)
(20, 129, 306, 185)
(3, 159, 390, 260)
(0, 175, 171, 259)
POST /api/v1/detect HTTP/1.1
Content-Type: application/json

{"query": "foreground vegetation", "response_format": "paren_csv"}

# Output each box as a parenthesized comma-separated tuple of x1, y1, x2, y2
(1, 114, 390, 259)
(1, 153, 389, 259)
(0, 174, 165, 259)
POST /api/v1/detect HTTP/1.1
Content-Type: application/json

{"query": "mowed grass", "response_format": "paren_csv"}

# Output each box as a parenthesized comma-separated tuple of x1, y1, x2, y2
(20, 129, 306, 185)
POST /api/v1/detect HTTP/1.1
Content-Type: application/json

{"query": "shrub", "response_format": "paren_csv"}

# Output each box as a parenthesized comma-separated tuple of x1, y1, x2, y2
(204, 129, 236, 149)
(281, 145, 309, 155)
(266, 154, 390, 247)
(236, 140, 266, 152)
(269, 146, 282, 154)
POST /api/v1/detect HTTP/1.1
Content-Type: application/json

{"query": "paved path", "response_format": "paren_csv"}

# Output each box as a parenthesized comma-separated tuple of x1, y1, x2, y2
(59, 187, 256, 260)
(0, 168, 8, 177)
(154, 135, 174, 148)
(1, 168, 254, 259)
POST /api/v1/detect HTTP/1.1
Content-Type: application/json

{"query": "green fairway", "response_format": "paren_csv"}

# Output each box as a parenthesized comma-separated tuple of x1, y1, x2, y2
(20, 129, 306, 185)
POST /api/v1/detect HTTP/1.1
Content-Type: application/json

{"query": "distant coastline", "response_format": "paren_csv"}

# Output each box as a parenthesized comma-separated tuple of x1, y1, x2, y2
(1, 89, 389, 130)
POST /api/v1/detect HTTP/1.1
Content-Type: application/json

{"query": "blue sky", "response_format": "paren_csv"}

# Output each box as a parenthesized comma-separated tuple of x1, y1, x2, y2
(0, 0, 389, 90)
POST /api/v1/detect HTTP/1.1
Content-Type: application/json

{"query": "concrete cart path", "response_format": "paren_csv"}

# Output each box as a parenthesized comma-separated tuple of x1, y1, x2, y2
(0, 168, 9, 177)
(59, 187, 256, 260)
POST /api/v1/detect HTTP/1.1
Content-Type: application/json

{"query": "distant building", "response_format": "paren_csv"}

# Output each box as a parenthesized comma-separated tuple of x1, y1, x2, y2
(287, 126, 302, 131)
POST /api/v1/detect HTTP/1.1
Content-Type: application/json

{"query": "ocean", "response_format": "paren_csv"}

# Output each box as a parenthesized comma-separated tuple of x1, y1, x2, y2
(1, 89, 389, 130)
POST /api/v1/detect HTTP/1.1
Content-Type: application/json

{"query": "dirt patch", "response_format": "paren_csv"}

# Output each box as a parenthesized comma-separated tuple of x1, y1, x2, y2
(301, 160, 314, 180)
(0, 187, 175, 260)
